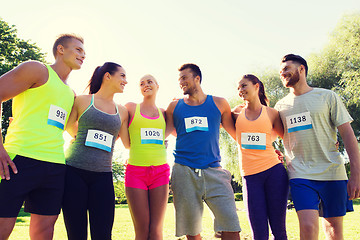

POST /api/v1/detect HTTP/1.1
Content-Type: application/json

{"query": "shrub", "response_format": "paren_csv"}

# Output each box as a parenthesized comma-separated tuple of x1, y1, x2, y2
(168, 195, 173, 203)
(234, 193, 243, 201)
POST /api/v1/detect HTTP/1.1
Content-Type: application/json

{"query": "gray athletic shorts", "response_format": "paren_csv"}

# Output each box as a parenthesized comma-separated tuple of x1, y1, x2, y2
(171, 163, 241, 237)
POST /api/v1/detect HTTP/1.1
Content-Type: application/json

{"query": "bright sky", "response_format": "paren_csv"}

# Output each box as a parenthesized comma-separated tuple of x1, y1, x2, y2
(1, 0, 359, 162)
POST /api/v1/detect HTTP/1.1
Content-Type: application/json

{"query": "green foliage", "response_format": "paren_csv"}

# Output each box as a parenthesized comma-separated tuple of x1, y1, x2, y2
(0, 18, 46, 139)
(112, 160, 125, 182)
(168, 195, 173, 203)
(308, 12, 360, 139)
(114, 180, 126, 204)
(234, 192, 243, 201)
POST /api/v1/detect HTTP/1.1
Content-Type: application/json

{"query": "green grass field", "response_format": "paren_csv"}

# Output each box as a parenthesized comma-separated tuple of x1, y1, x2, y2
(9, 200, 360, 240)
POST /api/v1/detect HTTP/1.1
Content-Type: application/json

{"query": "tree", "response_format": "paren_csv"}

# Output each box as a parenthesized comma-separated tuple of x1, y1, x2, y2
(308, 12, 360, 139)
(0, 18, 46, 139)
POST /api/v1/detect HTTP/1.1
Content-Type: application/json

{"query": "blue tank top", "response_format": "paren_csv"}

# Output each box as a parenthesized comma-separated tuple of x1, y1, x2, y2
(173, 95, 221, 169)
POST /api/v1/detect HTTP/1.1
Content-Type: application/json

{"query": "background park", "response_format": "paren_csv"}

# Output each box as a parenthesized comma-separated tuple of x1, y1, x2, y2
(1, 1, 360, 239)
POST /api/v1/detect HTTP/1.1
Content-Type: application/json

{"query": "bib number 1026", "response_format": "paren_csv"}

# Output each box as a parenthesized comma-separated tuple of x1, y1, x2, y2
(143, 130, 161, 137)
(141, 128, 163, 145)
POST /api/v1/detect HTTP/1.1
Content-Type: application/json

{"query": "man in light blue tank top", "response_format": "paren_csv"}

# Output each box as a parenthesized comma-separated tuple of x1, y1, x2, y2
(166, 64, 241, 240)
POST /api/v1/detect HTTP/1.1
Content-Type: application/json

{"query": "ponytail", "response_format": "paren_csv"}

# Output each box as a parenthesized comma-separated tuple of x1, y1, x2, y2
(87, 62, 122, 94)
(242, 74, 268, 106)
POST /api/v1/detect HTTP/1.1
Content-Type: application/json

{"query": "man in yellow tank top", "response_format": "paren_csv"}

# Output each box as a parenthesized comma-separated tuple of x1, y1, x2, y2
(0, 34, 85, 240)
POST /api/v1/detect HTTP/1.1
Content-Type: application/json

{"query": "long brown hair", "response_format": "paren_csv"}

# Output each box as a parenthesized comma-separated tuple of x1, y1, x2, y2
(241, 74, 269, 106)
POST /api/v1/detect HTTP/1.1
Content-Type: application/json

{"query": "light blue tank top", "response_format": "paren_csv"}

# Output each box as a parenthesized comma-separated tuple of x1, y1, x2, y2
(173, 95, 221, 169)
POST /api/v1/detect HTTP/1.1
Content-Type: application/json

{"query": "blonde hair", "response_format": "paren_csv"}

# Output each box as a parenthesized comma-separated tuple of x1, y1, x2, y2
(52, 33, 84, 58)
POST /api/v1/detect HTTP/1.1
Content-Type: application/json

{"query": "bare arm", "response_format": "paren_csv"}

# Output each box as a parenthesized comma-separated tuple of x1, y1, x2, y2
(338, 122, 360, 200)
(65, 98, 79, 138)
(267, 107, 284, 139)
(118, 105, 130, 149)
(165, 101, 178, 138)
(213, 97, 236, 140)
(0, 61, 47, 180)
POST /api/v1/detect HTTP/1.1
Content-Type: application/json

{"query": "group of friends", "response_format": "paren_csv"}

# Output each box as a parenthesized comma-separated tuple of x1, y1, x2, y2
(0, 33, 359, 240)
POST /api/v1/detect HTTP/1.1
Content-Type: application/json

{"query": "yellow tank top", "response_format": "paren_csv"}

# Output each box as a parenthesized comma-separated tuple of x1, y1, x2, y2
(128, 104, 167, 166)
(4, 65, 74, 164)
(235, 106, 280, 176)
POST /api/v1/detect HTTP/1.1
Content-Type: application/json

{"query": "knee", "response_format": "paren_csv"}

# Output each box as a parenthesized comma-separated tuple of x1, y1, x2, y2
(300, 221, 319, 238)
(134, 226, 150, 240)
(149, 224, 162, 240)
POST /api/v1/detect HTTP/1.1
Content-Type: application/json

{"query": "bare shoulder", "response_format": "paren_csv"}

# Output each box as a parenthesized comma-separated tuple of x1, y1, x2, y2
(212, 95, 227, 104)
(14, 60, 48, 80)
(18, 60, 47, 77)
(18, 60, 47, 71)
(266, 106, 279, 116)
(74, 94, 91, 109)
(212, 96, 230, 114)
(265, 106, 280, 120)
(117, 104, 128, 117)
(125, 102, 136, 114)
(166, 99, 180, 113)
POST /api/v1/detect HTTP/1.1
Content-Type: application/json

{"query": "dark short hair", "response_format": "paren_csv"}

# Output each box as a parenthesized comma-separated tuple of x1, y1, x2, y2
(281, 54, 308, 76)
(178, 63, 202, 83)
(52, 33, 84, 58)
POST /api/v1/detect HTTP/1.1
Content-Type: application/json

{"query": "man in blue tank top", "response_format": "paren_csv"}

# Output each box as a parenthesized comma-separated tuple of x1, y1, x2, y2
(166, 63, 241, 240)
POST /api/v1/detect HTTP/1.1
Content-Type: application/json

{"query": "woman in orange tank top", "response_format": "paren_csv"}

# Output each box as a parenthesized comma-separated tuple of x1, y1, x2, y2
(232, 74, 289, 240)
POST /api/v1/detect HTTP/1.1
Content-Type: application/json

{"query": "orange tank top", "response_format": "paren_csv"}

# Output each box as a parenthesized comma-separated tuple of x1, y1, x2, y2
(235, 106, 280, 176)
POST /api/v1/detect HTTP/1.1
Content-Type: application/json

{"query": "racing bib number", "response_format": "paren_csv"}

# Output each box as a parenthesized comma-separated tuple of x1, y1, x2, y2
(85, 130, 113, 152)
(241, 133, 266, 150)
(286, 112, 313, 133)
(184, 117, 208, 133)
(47, 105, 67, 130)
(141, 128, 163, 145)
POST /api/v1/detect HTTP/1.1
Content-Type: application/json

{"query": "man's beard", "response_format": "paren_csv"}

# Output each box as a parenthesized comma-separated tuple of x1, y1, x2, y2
(284, 70, 300, 87)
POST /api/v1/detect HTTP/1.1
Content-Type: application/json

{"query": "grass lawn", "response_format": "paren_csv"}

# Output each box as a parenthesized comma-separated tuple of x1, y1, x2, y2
(9, 200, 360, 240)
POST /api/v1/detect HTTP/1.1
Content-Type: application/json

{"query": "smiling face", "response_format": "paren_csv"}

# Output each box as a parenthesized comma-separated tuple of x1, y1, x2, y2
(279, 61, 301, 88)
(61, 38, 86, 70)
(178, 68, 198, 95)
(237, 77, 259, 102)
(109, 66, 127, 93)
(140, 74, 158, 97)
